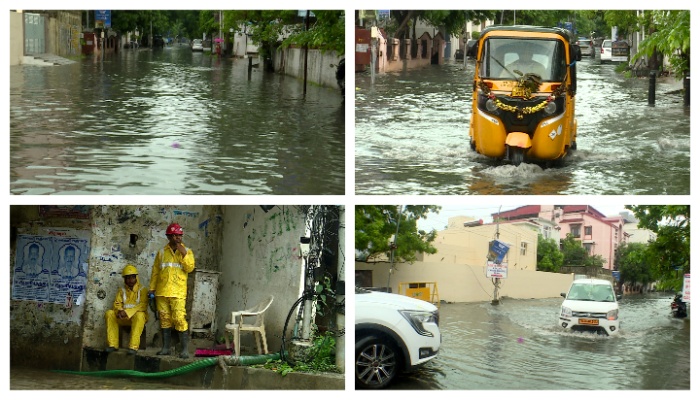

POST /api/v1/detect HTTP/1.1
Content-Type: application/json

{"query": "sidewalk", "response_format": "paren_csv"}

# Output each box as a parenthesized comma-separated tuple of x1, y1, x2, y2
(22, 53, 76, 66)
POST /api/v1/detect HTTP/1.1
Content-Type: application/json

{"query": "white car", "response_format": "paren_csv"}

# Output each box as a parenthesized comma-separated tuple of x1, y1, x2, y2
(191, 39, 203, 52)
(559, 278, 621, 336)
(355, 287, 441, 389)
(599, 40, 612, 63)
(577, 39, 594, 57)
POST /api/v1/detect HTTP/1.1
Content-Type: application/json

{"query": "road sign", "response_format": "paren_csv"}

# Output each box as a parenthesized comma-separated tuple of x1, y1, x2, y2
(94, 10, 111, 29)
(486, 261, 508, 279)
(488, 240, 510, 264)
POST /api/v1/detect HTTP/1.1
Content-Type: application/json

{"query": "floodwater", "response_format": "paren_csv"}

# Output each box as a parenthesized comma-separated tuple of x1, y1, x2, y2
(355, 57, 690, 195)
(389, 293, 690, 390)
(10, 45, 345, 195)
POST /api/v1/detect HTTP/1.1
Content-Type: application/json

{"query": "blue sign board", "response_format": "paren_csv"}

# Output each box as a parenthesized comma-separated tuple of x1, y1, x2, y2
(378, 10, 391, 19)
(95, 10, 111, 28)
(488, 240, 510, 264)
(612, 271, 621, 282)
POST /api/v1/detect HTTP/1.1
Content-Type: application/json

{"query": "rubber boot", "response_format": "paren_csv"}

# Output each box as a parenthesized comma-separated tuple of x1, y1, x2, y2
(178, 330, 190, 359)
(157, 328, 171, 355)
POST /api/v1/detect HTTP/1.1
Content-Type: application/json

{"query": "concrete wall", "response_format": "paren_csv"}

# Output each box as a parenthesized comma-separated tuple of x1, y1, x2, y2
(10, 11, 24, 65)
(218, 205, 308, 354)
(9, 205, 225, 369)
(274, 47, 342, 90)
(356, 261, 574, 303)
(422, 223, 539, 271)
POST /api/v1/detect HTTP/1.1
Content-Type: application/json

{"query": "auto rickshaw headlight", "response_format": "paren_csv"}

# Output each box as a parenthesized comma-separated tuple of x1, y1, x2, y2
(544, 101, 557, 115)
(485, 98, 498, 113)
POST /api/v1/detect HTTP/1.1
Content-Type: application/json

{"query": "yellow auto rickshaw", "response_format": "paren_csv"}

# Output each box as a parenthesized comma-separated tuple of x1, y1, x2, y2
(469, 26, 582, 165)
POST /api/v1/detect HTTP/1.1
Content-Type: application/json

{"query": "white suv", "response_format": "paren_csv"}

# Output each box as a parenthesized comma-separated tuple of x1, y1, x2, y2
(355, 287, 441, 389)
(559, 278, 621, 336)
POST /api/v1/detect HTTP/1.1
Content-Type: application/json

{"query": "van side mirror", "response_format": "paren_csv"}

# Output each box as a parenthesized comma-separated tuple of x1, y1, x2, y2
(573, 45, 582, 61)
(560, 292, 566, 298)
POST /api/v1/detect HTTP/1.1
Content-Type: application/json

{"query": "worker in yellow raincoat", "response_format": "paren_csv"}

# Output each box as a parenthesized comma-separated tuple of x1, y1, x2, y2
(149, 223, 195, 358)
(105, 264, 149, 355)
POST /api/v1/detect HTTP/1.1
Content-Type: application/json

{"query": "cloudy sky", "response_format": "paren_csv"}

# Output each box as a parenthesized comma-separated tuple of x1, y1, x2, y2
(416, 204, 632, 232)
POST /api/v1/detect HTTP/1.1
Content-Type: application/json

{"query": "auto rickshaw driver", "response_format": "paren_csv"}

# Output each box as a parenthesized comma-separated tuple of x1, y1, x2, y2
(500, 43, 547, 79)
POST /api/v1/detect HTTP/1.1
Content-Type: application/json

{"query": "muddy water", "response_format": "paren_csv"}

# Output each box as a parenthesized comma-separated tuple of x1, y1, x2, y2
(389, 293, 690, 390)
(10, 46, 345, 195)
(355, 58, 689, 195)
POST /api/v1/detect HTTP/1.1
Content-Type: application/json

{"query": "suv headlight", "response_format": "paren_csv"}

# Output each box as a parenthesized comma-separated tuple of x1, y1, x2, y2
(560, 306, 572, 318)
(399, 310, 438, 337)
(607, 309, 619, 320)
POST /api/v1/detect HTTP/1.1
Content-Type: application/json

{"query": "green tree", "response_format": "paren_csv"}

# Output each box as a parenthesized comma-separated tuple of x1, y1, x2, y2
(615, 242, 655, 288)
(537, 235, 564, 272)
(355, 205, 440, 263)
(627, 205, 690, 276)
(561, 234, 588, 266)
(634, 10, 690, 78)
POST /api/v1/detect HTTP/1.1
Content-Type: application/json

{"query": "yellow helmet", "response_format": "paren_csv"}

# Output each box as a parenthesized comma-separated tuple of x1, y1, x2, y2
(121, 264, 138, 276)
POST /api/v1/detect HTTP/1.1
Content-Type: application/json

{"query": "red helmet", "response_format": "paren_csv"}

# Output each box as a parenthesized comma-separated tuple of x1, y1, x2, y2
(166, 223, 184, 235)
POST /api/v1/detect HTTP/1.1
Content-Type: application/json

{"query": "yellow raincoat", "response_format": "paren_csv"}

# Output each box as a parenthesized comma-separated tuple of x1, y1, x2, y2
(105, 277, 149, 350)
(150, 244, 195, 331)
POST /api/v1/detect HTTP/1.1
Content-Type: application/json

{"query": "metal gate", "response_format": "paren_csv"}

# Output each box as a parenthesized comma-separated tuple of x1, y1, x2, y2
(24, 13, 45, 55)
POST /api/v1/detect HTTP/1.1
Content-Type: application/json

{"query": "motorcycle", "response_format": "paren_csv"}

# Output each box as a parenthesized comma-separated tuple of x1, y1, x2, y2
(671, 293, 687, 318)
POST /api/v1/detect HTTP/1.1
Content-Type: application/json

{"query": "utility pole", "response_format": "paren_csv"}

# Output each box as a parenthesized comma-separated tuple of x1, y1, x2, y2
(492, 206, 502, 305)
(386, 205, 402, 292)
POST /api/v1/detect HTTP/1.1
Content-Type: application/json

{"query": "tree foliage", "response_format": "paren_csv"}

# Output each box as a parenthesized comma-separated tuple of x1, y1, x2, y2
(627, 205, 690, 275)
(537, 235, 563, 272)
(615, 242, 656, 288)
(634, 10, 690, 77)
(561, 234, 604, 268)
(355, 206, 440, 263)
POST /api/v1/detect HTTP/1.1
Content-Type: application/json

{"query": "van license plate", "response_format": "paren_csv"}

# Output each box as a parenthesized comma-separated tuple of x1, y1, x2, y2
(579, 318, 599, 325)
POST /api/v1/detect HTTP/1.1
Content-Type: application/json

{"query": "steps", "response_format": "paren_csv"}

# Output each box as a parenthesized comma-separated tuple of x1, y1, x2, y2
(23, 53, 76, 66)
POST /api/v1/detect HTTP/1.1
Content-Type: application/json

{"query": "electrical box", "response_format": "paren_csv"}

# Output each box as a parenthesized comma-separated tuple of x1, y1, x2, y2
(186, 269, 221, 335)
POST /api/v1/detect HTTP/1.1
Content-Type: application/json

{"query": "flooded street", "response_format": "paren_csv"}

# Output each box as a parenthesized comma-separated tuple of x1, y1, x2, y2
(10, 46, 345, 195)
(390, 293, 690, 390)
(355, 58, 690, 195)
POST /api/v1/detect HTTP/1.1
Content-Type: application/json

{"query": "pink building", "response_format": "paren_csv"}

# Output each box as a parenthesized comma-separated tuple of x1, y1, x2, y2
(493, 205, 630, 270)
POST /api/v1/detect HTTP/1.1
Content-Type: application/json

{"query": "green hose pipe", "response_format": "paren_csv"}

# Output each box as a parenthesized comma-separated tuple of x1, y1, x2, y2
(52, 352, 286, 378)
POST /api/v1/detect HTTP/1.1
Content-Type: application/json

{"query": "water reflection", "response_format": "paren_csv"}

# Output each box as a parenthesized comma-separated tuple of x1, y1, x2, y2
(389, 295, 690, 390)
(355, 59, 689, 195)
(11, 46, 345, 195)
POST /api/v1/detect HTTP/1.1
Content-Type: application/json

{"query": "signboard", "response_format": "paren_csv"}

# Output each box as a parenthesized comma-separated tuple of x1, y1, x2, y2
(297, 10, 316, 18)
(487, 240, 510, 264)
(94, 10, 111, 29)
(378, 10, 391, 20)
(682, 273, 690, 302)
(487, 261, 508, 279)
(612, 271, 621, 282)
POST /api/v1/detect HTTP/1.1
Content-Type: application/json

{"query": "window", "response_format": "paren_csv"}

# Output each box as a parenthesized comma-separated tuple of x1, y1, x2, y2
(543, 226, 552, 239)
(584, 226, 592, 236)
(583, 243, 594, 254)
(570, 224, 581, 238)
(520, 242, 528, 256)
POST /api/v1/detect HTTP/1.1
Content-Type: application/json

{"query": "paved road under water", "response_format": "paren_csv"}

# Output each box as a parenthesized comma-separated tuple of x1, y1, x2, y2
(10, 46, 345, 195)
(355, 57, 689, 195)
(389, 293, 690, 390)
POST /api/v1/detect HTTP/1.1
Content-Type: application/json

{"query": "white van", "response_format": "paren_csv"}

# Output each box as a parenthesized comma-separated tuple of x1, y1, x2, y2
(558, 278, 621, 336)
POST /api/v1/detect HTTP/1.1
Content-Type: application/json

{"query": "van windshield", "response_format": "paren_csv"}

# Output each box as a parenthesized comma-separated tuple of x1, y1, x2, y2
(567, 283, 616, 302)
(479, 37, 567, 82)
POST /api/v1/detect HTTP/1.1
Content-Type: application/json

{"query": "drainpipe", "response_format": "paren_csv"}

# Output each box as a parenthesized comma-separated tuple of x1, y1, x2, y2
(335, 206, 345, 373)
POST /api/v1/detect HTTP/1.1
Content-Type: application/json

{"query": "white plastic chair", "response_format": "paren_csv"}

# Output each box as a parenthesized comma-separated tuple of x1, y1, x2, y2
(224, 295, 274, 357)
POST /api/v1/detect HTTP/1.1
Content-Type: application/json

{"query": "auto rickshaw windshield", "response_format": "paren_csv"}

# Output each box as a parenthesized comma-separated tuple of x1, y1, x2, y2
(479, 38, 567, 82)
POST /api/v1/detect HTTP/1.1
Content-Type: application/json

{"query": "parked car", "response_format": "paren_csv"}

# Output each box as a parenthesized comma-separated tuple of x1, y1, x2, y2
(455, 48, 464, 60)
(355, 287, 441, 389)
(152, 35, 165, 48)
(559, 278, 621, 336)
(600, 39, 612, 63)
(466, 39, 478, 57)
(577, 39, 594, 57)
(191, 39, 203, 52)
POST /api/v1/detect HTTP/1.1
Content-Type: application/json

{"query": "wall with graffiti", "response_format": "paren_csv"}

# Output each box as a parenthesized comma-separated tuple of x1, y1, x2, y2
(217, 205, 307, 352)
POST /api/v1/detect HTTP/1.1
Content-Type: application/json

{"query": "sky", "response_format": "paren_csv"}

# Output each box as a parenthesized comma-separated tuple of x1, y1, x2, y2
(417, 204, 632, 232)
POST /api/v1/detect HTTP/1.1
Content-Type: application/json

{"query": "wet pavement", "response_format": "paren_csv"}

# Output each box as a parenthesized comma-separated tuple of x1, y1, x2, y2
(355, 57, 689, 195)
